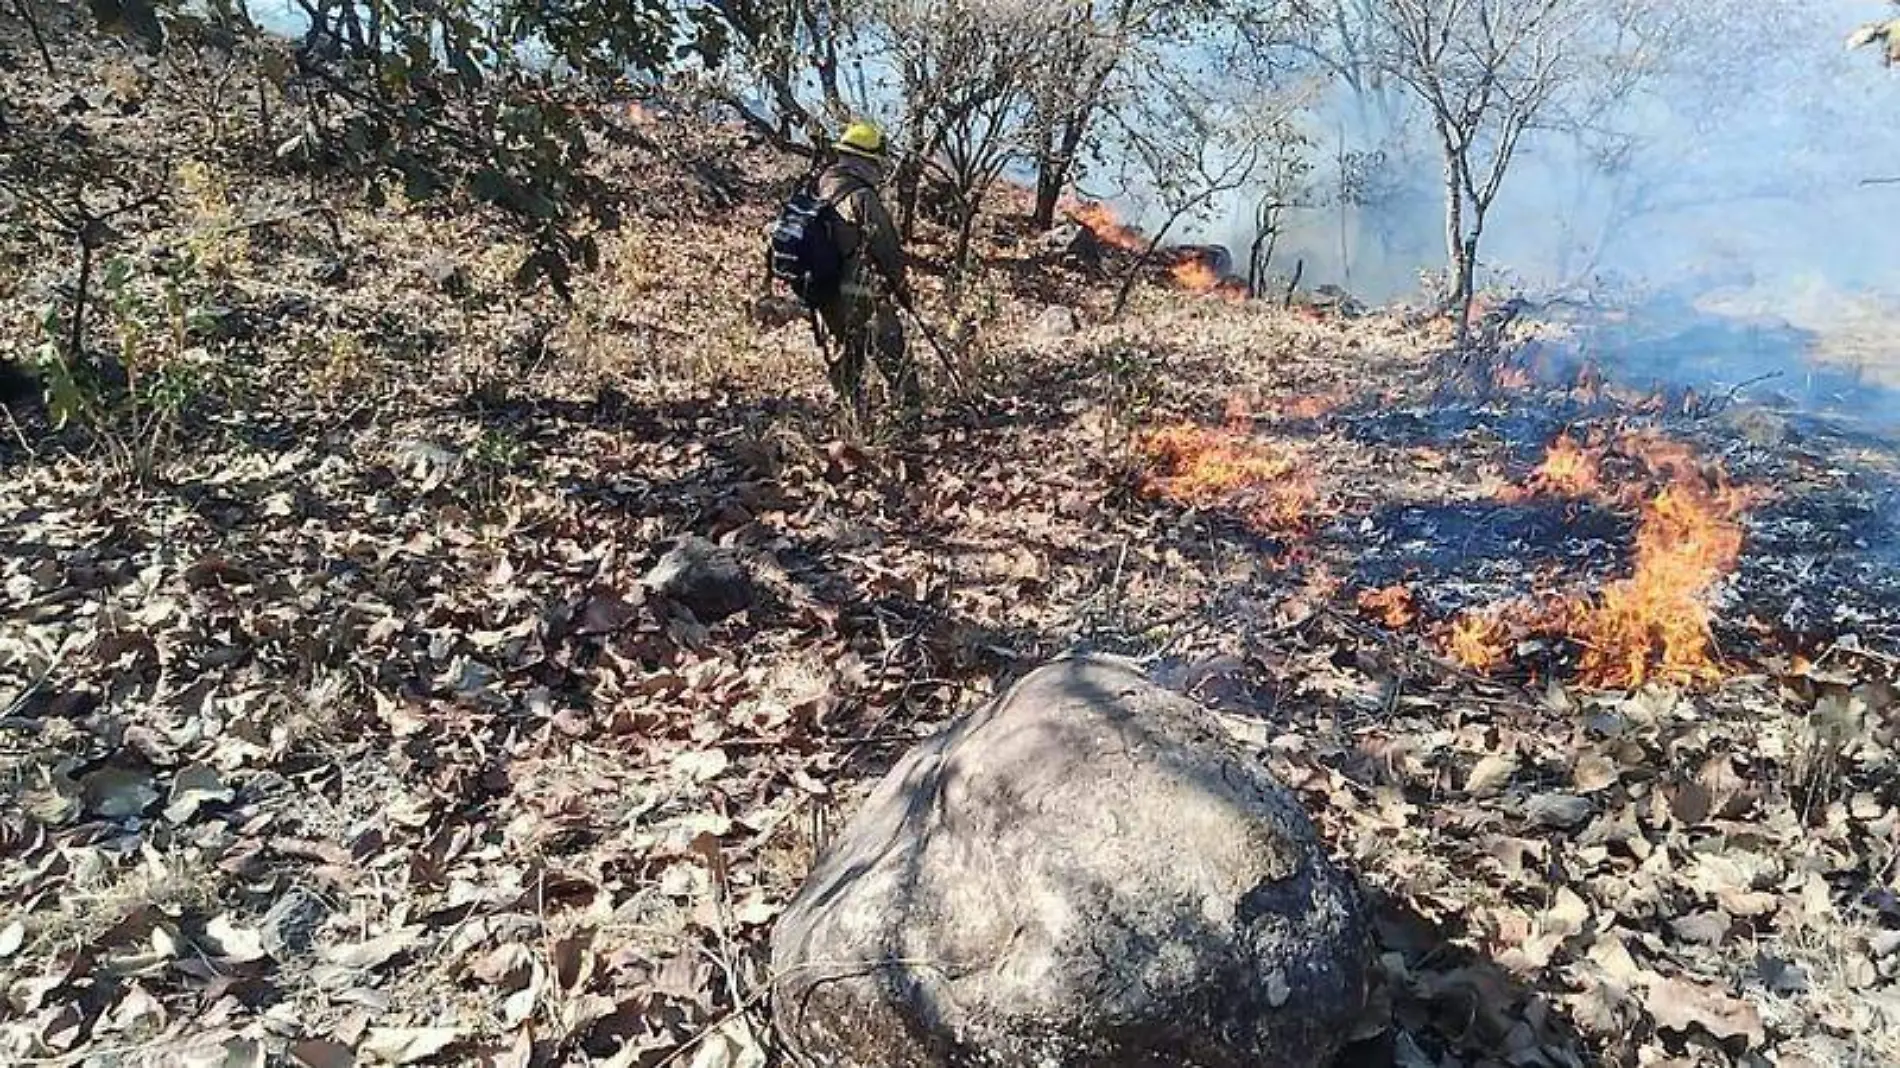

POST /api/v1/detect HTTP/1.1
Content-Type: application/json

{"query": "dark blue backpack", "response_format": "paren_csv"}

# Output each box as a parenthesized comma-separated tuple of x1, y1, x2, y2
(767, 177, 866, 307)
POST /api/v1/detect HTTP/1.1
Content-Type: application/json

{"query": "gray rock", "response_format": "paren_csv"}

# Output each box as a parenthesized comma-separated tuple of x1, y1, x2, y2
(262, 889, 329, 961)
(1525, 792, 1594, 830)
(421, 255, 469, 297)
(771, 655, 1371, 1068)
(643, 536, 754, 623)
(1042, 223, 1102, 268)
(1031, 305, 1081, 340)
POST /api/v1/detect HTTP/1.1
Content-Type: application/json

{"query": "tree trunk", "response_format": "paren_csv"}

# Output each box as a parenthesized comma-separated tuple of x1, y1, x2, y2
(13, 0, 54, 75)
(1031, 116, 1088, 231)
(951, 189, 982, 303)
(895, 155, 924, 240)
(1442, 154, 1467, 315)
(1455, 225, 1482, 348)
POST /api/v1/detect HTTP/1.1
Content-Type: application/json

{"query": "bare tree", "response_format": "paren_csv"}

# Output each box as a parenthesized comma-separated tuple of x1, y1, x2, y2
(1246, 142, 1313, 298)
(1371, 0, 1667, 340)
(1099, 72, 1308, 318)
(693, 0, 864, 148)
(1020, 0, 1287, 232)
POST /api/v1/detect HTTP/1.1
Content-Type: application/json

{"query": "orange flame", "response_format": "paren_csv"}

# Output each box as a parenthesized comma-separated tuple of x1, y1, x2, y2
(1357, 585, 1419, 629)
(1567, 470, 1749, 688)
(1503, 432, 1605, 502)
(1472, 433, 1754, 688)
(1171, 258, 1222, 292)
(1067, 201, 1146, 253)
(1139, 424, 1319, 531)
(1169, 255, 1249, 301)
(1447, 611, 1512, 674)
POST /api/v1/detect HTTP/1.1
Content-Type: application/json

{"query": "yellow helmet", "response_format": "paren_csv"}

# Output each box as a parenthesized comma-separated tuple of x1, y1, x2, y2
(834, 121, 886, 159)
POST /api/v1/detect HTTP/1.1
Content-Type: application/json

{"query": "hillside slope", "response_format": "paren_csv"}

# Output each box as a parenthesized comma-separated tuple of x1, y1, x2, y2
(5, 11, 1900, 1068)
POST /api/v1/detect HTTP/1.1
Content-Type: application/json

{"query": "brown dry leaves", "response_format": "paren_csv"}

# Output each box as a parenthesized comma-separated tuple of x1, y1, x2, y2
(6, 20, 1900, 1068)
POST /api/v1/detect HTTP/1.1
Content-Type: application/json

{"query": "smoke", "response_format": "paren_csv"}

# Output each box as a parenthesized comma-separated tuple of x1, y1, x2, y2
(1166, 0, 1900, 430)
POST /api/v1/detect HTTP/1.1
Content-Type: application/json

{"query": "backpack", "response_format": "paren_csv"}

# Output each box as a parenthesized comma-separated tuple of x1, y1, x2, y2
(767, 175, 867, 308)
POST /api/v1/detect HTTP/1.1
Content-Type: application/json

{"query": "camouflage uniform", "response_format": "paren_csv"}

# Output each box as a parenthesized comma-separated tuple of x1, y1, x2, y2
(816, 155, 918, 418)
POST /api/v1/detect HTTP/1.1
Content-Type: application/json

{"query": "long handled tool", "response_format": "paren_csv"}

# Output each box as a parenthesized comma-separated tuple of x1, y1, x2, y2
(893, 290, 967, 395)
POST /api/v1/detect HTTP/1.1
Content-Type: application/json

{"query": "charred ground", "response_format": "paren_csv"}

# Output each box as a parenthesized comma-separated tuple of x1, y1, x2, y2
(4, 11, 1900, 1068)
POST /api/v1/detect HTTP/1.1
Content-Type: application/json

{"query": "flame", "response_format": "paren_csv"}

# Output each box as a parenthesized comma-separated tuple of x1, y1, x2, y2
(1566, 469, 1749, 688)
(1064, 200, 1246, 299)
(1067, 201, 1146, 253)
(1169, 256, 1248, 301)
(1357, 585, 1418, 629)
(1447, 611, 1512, 674)
(1504, 432, 1605, 502)
(1477, 432, 1754, 688)
(1139, 424, 1318, 531)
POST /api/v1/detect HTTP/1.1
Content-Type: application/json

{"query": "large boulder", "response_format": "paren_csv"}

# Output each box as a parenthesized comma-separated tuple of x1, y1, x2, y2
(771, 655, 1372, 1068)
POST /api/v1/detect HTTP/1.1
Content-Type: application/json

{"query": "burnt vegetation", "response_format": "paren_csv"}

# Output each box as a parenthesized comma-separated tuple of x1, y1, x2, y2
(3, 2, 1900, 1067)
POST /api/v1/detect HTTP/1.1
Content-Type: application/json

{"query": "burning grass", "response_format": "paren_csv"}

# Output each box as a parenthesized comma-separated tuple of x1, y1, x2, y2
(1501, 431, 1604, 501)
(1452, 432, 1754, 688)
(1138, 422, 1320, 532)
(1066, 200, 1146, 254)
(1067, 201, 1250, 301)
(1170, 257, 1248, 302)
(1357, 584, 1418, 629)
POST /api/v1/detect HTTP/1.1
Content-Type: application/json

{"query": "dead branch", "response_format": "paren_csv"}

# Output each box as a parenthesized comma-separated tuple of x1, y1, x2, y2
(11, 0, 54, 75)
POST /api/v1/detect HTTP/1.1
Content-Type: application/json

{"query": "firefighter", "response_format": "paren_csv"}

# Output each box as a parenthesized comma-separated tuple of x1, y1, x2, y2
(815, 122, 920, 422)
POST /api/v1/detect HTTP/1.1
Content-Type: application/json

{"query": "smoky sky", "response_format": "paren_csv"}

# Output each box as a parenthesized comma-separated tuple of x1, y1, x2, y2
(1197, 1, 1900, 308)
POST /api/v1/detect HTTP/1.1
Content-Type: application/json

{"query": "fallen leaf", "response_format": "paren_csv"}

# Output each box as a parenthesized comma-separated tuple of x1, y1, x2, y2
(1466, 753, 1518, 797)
(223, 1037, 268, 1068)
(0, 919, 24, 958)
(553, 930, 595, 993)
(687, 1016, 765, 1068)
(1645, 975, 1765, 1047)
(321, 926, 422, 970)
(80, 766, 159, 819)
(362, 1026, 460, 1065)
(1669, 911, 1731, 946)
(1541, 887, 1591, 939)
(673, 748, 730, 784)
(165, 763, 234, 823)
(1586, 933, 1643, 984)
(289, 1039, 355, 1068)
(470, 943, 534, 990)
(1571, 753, 1621, 793)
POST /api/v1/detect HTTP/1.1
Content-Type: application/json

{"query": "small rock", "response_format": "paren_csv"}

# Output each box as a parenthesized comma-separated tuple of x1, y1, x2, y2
(1030, 305, 1080, 339)
(643, 536, 754, 624)
(311, 259, 348, 286)
(1311, 284, 1366, 318)
(80, 766, 159, 820)
(1042, 223, 1101, 268)
(421, 255, 469, 297)
(1525, 792, 1594, 829)
(262, 889, 330, 961)
(772, 655, 1371, 1068)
